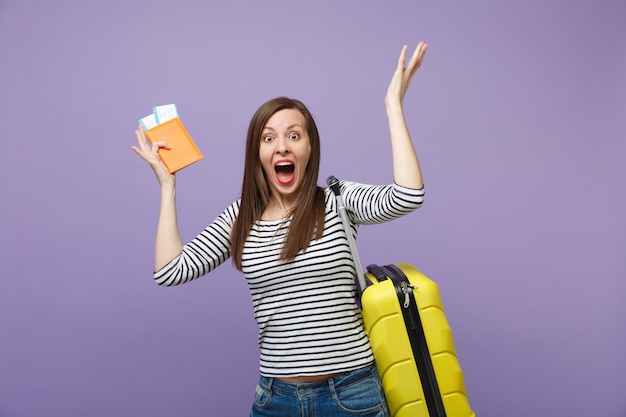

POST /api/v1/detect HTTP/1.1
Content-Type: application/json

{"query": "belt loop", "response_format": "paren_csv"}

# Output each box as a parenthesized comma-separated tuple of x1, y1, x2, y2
(327, 375, 337, 395)
(266, 377, 274, 392)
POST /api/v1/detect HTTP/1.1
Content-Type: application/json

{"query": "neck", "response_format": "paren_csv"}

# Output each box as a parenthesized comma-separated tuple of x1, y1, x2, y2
(262, 194, 299, 220)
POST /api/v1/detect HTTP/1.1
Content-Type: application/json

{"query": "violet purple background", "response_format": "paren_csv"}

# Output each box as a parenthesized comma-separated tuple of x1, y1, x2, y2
(1, 1, 624, 416)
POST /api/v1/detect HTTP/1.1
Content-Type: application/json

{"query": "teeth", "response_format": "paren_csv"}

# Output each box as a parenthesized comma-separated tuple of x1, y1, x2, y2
(276, 162, 294, 167)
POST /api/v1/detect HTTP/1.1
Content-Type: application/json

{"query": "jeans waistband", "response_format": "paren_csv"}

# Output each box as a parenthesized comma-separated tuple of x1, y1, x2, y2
(259, 363, 377, 397)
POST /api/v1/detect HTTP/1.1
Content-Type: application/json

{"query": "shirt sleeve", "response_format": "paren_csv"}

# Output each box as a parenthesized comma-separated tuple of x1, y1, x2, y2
(340, 181, 424, 225)
(153, 200, 240, 286)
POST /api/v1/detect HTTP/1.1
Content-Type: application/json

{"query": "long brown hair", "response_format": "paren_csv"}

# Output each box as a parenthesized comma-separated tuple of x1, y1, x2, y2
(231, 97, 326, 270)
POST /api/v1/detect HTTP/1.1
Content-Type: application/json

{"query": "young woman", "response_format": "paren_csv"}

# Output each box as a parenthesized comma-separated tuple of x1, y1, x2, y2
(132, 41, 428, 417)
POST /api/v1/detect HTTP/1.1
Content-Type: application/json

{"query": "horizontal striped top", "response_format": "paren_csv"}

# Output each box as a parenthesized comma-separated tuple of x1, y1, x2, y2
(154, 181, 424, 377)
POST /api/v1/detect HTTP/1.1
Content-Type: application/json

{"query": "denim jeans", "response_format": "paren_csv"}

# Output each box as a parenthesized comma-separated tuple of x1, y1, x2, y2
(250, 363, 389, 417)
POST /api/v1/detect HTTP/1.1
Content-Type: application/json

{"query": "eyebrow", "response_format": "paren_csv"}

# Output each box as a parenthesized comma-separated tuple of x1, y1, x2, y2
(262, 123, 304, 132)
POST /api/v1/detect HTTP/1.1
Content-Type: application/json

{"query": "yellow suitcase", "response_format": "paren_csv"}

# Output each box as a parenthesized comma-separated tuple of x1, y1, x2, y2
(326, 176, 475, 417)
(361, 263, 475, 417)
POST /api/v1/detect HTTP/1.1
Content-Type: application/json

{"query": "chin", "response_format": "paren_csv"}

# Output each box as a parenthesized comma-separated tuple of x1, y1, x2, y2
(271, 180, 301, 199)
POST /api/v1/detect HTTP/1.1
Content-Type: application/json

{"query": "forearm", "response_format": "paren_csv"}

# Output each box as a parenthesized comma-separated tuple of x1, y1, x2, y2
(153, 201, 237, 286)
(154, 184, 183, 271)
(386, 102, 424, 189)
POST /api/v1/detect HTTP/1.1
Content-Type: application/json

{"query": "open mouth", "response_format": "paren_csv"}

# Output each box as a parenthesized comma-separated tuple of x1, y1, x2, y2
(275, 161, 295, 185)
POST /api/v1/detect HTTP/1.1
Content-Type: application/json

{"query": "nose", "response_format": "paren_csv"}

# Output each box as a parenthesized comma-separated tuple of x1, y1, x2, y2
(275, 137, 290, 154)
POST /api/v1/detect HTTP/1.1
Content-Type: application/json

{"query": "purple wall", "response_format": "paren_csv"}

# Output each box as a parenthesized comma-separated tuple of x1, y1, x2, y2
(1, 1, 624, 416)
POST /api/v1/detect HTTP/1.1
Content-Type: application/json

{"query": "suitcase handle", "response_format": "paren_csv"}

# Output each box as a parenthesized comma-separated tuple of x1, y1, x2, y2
(366, 264, 389, 282)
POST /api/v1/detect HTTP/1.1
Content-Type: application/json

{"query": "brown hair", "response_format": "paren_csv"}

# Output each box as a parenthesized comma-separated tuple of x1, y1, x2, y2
(231, 97, 326, 270)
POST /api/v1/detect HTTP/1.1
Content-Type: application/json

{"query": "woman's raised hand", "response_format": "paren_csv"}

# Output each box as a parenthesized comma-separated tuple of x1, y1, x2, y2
(132, 125, 182, 269)
(384, 41, 427, 189)
(131, 126, 176, 187)
(386, 41, 428, 108)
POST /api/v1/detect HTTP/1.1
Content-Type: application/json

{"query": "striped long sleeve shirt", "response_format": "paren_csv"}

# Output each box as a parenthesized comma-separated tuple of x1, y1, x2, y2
(154, 181, 424, 377)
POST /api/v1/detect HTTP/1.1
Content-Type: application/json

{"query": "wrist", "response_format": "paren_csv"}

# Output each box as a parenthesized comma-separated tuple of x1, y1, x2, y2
(385, 102, 405, 119)
(160, 180, 176, 196)
(385, 97, 403, 112)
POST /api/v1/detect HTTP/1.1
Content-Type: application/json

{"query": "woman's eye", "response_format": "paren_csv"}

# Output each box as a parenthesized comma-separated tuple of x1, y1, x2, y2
(289, 133, 300, 140)
(263, 135, 274, 142)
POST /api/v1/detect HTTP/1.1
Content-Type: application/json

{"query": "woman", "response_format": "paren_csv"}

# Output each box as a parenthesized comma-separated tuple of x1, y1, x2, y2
(132, 41, 428, 417)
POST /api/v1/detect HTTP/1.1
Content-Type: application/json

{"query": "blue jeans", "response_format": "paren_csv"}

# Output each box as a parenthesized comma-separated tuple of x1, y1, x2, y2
(250, 363, 389, 417)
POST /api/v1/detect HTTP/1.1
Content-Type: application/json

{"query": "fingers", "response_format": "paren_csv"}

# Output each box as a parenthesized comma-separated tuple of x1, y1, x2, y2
(397, 44, 408, 72)
(386, 41, 428, 106)
(394, 42, 427, 84)
(152, 141, 171, 151)
(134, 126, 171, 153)
(132, 125, 172, 171)
(399, 42, 427, 91)
(131, 126, 176, 185)
(406, 42, 428, 75)
(134, 125, 157, 156)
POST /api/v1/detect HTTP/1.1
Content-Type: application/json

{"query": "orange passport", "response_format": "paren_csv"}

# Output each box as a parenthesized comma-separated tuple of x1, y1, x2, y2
(144, 117, 203, 173)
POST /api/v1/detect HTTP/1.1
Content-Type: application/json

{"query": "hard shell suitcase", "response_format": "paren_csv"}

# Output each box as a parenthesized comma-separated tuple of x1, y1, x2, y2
(327, 177, 475, 417)
(362, 263, 475, 417)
